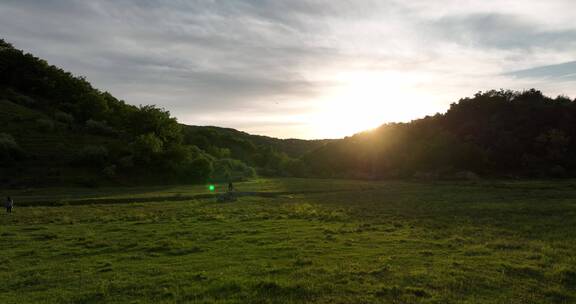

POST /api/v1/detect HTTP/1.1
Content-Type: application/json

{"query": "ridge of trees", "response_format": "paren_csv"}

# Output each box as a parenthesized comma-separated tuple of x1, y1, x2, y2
(2, 38, 576, 187)
(301, 89, 576, 179)
(0, 39, 320, 187)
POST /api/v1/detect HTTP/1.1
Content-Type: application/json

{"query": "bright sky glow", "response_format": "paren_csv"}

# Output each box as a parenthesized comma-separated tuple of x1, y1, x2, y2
(1, 1, 575, 139)
(307, 71, 442, 138)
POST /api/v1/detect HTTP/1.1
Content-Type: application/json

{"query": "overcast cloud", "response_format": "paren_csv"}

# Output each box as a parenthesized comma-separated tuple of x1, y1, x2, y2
(1, 0, 575, 138)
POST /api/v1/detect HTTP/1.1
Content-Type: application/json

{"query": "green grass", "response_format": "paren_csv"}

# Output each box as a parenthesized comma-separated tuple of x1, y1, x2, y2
(1, 178, 576, 303)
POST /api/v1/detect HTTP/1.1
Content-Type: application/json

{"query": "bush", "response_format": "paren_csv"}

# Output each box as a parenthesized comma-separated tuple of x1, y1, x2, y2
(76, 177, 99, 188)
(132, 133, 163, 163)
(0, 133, 25, 161)
(211, 158, 256, 182)
(118, 155, 134, 168)
(75, 145, 108, 166)
(207, 146, 231, 158)
(14, 94, 36, 107)
(176, 156, 213, 182)
(102, 165, 117, 179)
(85, 119, 116, 136)
(54, 111, 74, 125)
(35, 118, 55, 132)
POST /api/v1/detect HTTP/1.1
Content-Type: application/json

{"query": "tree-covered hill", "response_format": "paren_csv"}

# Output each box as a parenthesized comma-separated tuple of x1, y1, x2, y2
(301, 89, 576, 179)
(182, 125, 331, 176)
(0, 39, 327, 187)
(2, 38, 576, 187)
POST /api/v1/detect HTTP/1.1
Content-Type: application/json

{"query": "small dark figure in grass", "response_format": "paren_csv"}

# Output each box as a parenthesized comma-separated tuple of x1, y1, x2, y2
(217, 183, 237, 203)
(5, 196, 13, 214)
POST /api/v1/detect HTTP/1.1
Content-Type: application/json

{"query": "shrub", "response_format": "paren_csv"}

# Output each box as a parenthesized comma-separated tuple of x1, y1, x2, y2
(76, 177, 99, 188)
(35, 118, 55, 132)
(211, 158, 256, 182)
(75, 145, 108, 166)
(207, 146, 231, 158)
(160, 145, 214, 182)
(14, 94, 36, 106)
(118, 155, 134, 168)
(132, 133, 163, 163)
(54, 111, 74, 125)
(85, 119, 116, 136)
(102, 165, 117, 179)
(0, 133, 25, 161)
(176, 156, 213, 182)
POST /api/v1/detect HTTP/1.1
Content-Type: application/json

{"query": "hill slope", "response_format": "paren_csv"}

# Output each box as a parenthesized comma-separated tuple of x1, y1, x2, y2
(0, 39, 327, 187)
(3, 37, 576, 186)
(302, 90, 576, 178)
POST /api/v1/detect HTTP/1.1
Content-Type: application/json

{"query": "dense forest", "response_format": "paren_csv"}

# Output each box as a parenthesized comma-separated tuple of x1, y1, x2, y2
(302, 89, 576, 179)
(0, 39, 326, 187)
(2, 39, 576, 187)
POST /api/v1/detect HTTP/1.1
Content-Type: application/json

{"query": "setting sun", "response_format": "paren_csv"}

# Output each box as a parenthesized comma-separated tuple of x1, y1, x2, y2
(308, 70, 440, 138)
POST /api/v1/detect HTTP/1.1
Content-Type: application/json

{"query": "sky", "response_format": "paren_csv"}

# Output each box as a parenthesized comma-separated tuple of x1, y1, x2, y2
(1, 0, 576, 139)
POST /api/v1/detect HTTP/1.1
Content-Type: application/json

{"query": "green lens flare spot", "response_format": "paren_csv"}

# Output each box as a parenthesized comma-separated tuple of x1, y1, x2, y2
(209, 185, 215, 192)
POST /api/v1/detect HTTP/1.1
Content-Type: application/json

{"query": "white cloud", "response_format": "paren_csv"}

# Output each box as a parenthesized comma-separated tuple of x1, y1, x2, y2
(1, 0, 575, 138)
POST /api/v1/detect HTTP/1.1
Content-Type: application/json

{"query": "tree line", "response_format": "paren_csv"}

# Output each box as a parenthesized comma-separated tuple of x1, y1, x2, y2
(2, 38, 576, 186)
(301, 89, 576, 179)
(0, 39, 320, 187)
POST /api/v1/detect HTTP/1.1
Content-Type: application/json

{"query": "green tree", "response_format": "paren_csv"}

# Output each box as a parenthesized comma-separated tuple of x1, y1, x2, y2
(132, 133, 163, 163)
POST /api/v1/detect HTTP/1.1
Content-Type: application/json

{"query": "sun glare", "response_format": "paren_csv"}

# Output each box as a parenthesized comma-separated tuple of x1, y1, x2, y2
(309, 71, 433, 139)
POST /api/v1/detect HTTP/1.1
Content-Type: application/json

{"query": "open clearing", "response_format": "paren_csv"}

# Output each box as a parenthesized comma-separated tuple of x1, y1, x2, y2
(1, 178, 576, 303)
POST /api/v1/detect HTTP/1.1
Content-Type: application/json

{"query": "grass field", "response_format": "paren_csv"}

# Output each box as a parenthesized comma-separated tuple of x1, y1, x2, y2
(1, 178, 576, 303)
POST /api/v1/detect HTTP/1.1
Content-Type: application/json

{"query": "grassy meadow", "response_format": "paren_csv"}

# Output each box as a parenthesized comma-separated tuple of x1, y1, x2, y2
(1, 178, 576, 303)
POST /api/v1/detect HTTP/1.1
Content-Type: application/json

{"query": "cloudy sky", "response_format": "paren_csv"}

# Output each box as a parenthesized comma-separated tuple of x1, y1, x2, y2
(2, 0, 576, 139)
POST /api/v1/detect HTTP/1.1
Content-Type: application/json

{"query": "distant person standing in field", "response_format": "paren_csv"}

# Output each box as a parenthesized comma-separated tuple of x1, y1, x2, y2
(5, 196, 13, 213)
(228, 181, 234, 192)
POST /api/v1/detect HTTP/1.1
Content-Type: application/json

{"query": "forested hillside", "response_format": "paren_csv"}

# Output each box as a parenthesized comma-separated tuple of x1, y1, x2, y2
(0, 39, 325, 187)
(2, 38, 576, 187)
(302, 89, 576, 178)
(182, 126, 330, 176)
